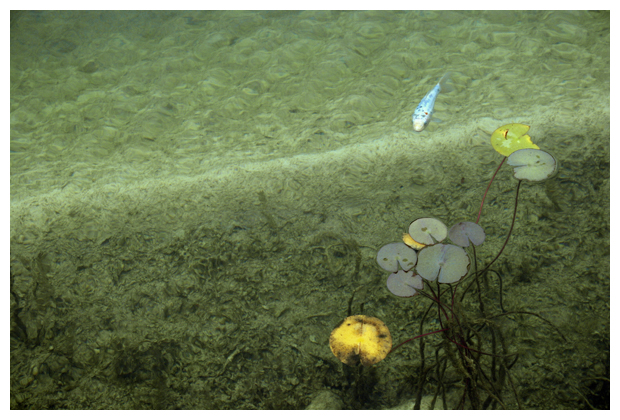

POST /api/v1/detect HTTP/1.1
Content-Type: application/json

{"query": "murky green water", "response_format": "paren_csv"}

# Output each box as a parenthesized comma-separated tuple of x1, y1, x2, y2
(10, 11, 609, 409)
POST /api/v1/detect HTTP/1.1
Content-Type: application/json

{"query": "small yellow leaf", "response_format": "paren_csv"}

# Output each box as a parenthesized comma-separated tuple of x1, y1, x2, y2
(491, 123, 539, 157)
(402, 232, 425, 250)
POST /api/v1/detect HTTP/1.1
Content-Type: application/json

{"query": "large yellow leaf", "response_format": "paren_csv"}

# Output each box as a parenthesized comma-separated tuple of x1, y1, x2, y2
(329, 315, 392, 367)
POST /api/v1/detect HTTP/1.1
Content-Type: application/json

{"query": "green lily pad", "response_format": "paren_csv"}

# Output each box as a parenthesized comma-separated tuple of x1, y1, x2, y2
(416, 244, 470, 284)
(376, 242, 417, 272)
(408, 217, 447, 245)
(507, 149, 557, 182)
(449, 222, 486, 247)
(386, 270, 424, 297)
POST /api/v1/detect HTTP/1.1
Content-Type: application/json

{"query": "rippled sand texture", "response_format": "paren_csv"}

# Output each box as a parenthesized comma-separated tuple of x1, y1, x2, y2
(10, 11, 609, 409)
(10, 11, 609, 201)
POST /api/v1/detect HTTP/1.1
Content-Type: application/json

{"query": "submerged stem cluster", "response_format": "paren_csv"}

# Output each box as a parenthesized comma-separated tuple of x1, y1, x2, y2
(391, 156, 563, 409)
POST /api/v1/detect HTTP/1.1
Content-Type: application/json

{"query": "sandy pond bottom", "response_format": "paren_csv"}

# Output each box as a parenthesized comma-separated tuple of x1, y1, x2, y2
(10, 109, 609, 408)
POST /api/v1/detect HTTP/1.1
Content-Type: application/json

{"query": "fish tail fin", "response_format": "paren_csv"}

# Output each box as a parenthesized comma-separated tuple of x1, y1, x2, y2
(438, 72, 454, 93)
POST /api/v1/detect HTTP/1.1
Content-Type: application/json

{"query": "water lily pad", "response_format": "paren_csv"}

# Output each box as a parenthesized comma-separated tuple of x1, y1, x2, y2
(507, 149, 557, 182)
(416, 244, 470, 284)
(387, 270, 424, 297)
(376, 242, 417, 272)
(491, 123, 540, 157)
(449, 222, 486, 247)
(329, 315, 392, 367)
(408, 218, 447, 245)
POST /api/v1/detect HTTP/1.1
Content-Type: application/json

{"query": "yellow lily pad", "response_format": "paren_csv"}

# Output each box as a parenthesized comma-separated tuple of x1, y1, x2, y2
(402, 232, 425, 250)
(491, 123, 539, 157)
(329, 315, 392, 367)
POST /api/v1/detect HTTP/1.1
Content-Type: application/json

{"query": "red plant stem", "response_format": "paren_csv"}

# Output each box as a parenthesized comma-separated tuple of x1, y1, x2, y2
(420, 286, 450, 323)
(390, 328, 449, 354)
(476, 156, 506, 224)
(477, 179, 522, 277)
(446, 333, 509, 358)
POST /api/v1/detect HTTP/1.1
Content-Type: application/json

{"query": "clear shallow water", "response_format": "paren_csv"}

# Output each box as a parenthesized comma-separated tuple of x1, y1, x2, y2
(10, 11, 609, 409)
(10, 10, 608, 201)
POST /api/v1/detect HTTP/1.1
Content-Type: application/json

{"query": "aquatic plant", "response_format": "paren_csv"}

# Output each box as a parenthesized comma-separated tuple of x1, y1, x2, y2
(379, 123, 561, 409)
(474, 124, 558, 273)
(329, 123, 563, 409)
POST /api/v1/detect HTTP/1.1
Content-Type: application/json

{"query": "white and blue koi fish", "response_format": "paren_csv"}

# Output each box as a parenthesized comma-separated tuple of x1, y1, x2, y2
(412, 72, 452, 132)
